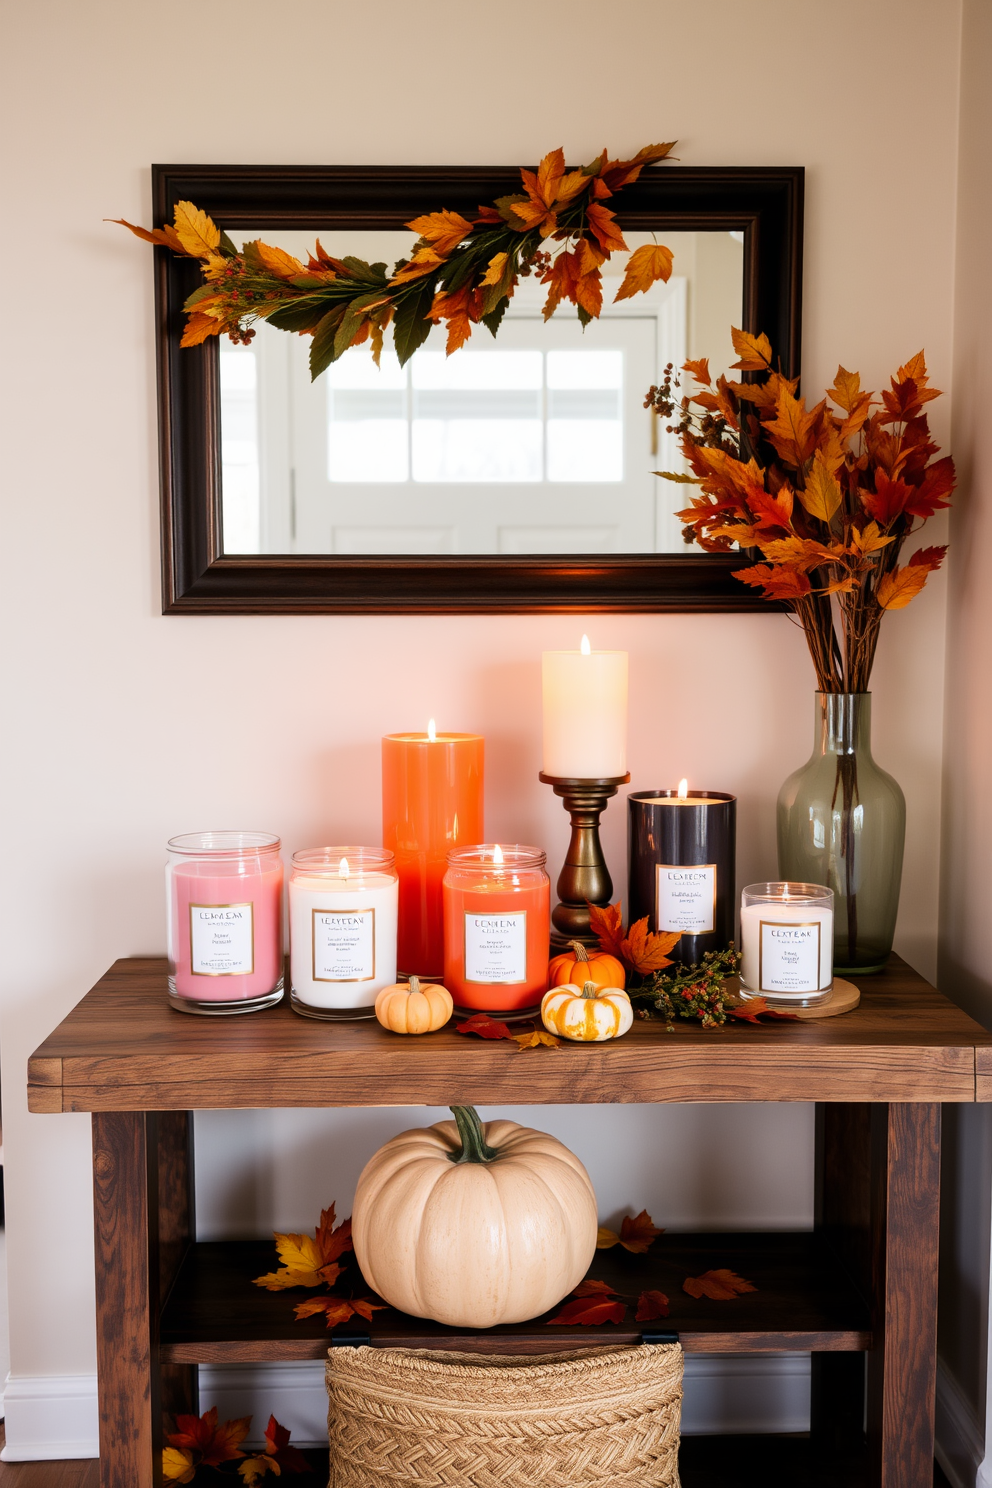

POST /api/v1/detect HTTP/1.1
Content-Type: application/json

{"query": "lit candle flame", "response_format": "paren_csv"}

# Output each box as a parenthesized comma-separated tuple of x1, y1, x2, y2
(580, 634, 591, 655)
(678, 778, 688, 799)
(427, 718, 437, 742)
(339, 856, 350, 880)
(493, 843, 504, 865)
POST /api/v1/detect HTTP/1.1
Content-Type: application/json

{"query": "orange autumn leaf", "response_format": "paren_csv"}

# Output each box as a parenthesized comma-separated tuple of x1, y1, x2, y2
(729, 327, 773, 371)
(588, 900, 630, 961)
(406, 209, 473, 257)
(733, 564, 812, 601)
(597, 1209, 664, 1253)
(574, 265, 604, 319)
(546, 1296, 627, 1326)
(615, 243, 674, 301)
(481, 251, 510, 287)
(848, 521, 895, 556)
(798, 450, 843, 523)
(168, 1407, 249, 1466)
(253, 1204, 352, 1291)
(172, 201, 221, 258)
(683, 357, 711, 386)
(757, 536, 840, 572)
(727, 996, 798, 1023)
(684, 1268, 757, 1301)
(623, 918, 681, 976)
(162, 1446, 197, 1483)
(252, 242, 306, 280)
(586, 201, 627, 255)
(827, 365, 864, 415)
(180, 312, 224, 348)
(876, 552, 944, 610)
(572, 1278, 620, 1299)
(112, 217, 187, 254)
(456, 1011, 515, 1040)
(906, 455, 955, 518)
(390, 246, 447, 285)
(635, 1290, 671, 1322)
(763, 388, 820, 468)
(294, 1295, 385, 1328)
(513, 1029, 561, 1051)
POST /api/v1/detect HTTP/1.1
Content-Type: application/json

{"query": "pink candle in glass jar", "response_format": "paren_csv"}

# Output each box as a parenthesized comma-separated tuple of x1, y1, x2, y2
(166, 831, 284, 1014)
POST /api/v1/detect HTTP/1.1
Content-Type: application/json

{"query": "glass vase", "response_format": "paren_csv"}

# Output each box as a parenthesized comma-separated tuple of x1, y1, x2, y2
(776, 694, 906, 974)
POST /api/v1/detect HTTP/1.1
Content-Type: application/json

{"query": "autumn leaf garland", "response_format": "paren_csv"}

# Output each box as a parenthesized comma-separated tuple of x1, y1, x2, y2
(115, 144, 676, 378)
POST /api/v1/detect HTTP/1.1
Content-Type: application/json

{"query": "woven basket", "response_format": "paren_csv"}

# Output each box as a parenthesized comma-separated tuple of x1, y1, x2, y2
(325, 1343, 682, 1487)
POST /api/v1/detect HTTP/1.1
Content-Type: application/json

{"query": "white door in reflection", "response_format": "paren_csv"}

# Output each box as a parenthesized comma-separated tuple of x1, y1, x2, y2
(220, 279, 688, 554)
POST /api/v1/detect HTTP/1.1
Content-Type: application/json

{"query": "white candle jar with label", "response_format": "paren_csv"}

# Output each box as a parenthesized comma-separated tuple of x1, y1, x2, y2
(739, 881, 834, 1007)
(289, 848, 399, 1020)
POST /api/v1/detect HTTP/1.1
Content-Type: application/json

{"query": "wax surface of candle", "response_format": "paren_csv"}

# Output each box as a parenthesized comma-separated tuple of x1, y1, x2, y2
(290, 871, 398, 1009)
(542, 640, 627, 777)
(740, 899, 833, 997)
(169, 859, 283, 1001)
(443, 869, 550, 1011)
(382, 730, 484, 977)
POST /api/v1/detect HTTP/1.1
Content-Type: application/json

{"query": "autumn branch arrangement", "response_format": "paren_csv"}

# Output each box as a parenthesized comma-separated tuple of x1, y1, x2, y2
(116, 144, 676, 377)
(647, 333, 954, 692)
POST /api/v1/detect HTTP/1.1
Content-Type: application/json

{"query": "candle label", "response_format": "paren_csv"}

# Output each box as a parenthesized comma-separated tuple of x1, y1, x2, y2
(656, 864, 717, 935)
(464, 911, 527, 984)
(759, 920, 822, 993)
(312, 908, 375, 982)
(190, 903, 254, 976)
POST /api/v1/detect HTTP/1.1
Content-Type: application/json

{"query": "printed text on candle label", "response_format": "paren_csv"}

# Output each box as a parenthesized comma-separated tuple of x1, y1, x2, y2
(464, 912, 527, 984)
(759, 920, 822, 993)
(312, 908, 375, 982)
(190, 903, 254, 976)
(656, 864, 717, 935)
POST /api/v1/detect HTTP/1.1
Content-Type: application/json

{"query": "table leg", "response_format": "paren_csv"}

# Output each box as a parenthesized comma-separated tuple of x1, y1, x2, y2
(867, 1102, 941, 1488)
(92, 1111, 196, 1488)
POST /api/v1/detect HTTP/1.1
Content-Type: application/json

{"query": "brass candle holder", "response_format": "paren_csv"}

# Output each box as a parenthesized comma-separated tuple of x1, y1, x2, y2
(539, 772, 631, 949)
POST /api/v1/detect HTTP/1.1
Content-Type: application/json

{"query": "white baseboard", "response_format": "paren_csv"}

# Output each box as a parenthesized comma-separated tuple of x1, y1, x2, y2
(200, 1353, 812, 1448)
(0, 1373, 99, 1460)
(936, 1356, 986, 1488)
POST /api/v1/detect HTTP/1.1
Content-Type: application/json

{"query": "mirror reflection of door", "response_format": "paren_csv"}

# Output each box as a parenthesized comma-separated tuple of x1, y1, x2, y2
(219, 230, 743, 558)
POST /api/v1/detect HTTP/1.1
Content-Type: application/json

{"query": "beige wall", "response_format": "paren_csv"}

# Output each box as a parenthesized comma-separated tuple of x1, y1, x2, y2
(1, 0, 961, 1438)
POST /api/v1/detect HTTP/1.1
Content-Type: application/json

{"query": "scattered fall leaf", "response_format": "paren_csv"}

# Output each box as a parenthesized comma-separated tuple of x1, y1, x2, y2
(293, 1295, 386, 1329)
(546, 1296, 627, 1326)
(168, 1407, 249, 1467)
(162, 1446, 196, 1484)
(513, 1029, 561, 1051)
(456, 1012, 515, 1040)
(238, 1415, 310, 1483)
(253, 1204, 352, 1291)
(683, 1269, 757, 1301)
(572, 1278, 620, 1299)
(597, 1209, 664, 1253)
(635, 1290, 671, 1322)
(727, 996, 799, 1023)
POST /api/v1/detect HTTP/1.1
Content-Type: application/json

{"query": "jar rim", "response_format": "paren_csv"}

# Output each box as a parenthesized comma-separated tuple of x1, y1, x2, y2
(292, 847, 396, 872)
(168, 830, 281, 856)
(742, 880, 833, 902)
(446, 843, 546, 868)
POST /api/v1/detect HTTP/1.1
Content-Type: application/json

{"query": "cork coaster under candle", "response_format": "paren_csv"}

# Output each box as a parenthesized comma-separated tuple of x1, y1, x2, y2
(786, 977, 860, 1019)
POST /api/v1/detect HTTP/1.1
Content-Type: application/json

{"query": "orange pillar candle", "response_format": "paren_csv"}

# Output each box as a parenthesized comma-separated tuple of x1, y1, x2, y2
(443, 845, 551, 1016)
(382, 723, 484, 979)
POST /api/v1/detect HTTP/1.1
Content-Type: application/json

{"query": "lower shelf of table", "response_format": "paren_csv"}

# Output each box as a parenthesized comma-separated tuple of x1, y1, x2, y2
(160, 1232, 871, 1363)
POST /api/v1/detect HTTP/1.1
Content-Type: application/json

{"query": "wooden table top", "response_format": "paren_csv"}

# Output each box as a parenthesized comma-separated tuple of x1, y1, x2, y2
(28, 955, 992, 1112)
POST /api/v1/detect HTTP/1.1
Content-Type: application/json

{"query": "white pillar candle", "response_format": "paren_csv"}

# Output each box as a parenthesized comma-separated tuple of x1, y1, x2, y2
(739, 882, 833, 1004)
(542, 635, 628, 778)
(289, 849, 398, 1016)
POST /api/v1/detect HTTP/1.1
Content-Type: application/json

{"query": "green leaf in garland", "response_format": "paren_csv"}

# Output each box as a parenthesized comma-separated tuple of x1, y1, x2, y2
(268, 298, 335, 335)
(392, 285, 435, 366)
(219, 229, 239, 258)
(310, 305, 348, 380)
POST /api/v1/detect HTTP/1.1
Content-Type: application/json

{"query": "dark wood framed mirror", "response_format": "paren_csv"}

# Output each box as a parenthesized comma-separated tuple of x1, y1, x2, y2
(153, 163, 803, 614)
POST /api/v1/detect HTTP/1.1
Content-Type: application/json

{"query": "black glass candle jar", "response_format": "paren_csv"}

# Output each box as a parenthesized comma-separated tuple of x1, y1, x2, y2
(627, 789, 737, 965)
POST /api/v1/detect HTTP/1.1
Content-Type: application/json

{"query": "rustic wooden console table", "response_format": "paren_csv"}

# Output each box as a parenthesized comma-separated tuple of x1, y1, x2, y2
(28, 955, 992, 1488)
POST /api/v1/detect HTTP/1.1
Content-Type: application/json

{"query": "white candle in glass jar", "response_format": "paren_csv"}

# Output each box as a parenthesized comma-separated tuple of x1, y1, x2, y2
(739, 882, 833, 1004)
(289, 849, 398, 1016)
(542, 635, 628, 778)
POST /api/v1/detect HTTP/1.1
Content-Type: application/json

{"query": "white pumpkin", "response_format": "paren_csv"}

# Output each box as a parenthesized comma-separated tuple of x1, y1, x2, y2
(352, 1105, 598, 1328)
(542, 979, 634, 1042)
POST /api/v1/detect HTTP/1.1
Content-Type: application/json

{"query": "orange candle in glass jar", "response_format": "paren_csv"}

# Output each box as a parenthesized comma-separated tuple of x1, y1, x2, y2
(382, 724, 484, 980)
(443, 845, 551, 1015)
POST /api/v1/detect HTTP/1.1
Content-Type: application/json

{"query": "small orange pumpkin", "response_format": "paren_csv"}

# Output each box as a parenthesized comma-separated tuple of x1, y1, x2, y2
(375, 976, 453, 1035)
(548, 939, 626, 991)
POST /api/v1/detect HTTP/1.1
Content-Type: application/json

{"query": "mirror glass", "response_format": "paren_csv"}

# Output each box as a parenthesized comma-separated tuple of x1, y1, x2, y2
(219, 229, 744, 557)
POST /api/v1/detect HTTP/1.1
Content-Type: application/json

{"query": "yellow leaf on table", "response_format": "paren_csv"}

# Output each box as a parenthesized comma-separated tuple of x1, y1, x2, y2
(173, 201, 221, 258)
(798, 450, 843, 523)
(614, 243, 674, 301)
(253, 1232, 330, 1290)
(238, 1454, 280, 1485)
(729, 327, 773, 371)
(513, 1029, 561, 1051)
(162, 1447, 196, 1484)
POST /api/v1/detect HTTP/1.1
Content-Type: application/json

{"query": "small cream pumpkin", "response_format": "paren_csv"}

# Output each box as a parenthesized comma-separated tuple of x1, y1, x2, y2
(541, 979, 633, 1042)
(352, 1105, 598, 1328)
(375, 976, 453, 1034)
